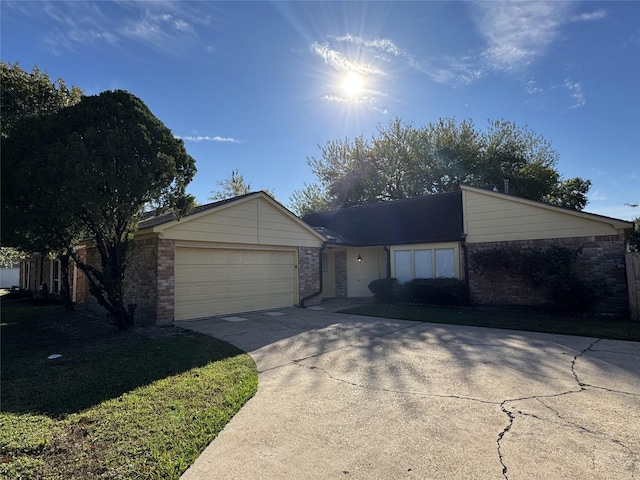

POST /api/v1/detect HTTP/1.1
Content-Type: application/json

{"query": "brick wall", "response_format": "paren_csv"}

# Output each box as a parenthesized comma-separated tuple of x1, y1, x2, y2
(335, 251, 347, 298)
(123, 238, 159, 326)
(155, 238, 175, 325)
(76, 238, 175, 326)
(467, 234, 629, 314)
(298, 246, 321, 305)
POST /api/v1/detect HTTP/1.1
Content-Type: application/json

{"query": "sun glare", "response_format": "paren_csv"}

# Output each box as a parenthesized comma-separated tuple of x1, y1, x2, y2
(343, 71, 364, 97)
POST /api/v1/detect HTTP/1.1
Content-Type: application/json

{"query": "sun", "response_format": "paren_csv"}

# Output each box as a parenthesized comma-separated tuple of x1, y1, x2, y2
(342, 71, 364, 97)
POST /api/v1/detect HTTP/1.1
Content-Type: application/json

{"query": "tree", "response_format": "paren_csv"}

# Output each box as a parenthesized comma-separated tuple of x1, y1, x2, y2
(0, 61, 82, 138)
(288, 183, 331, 216)
(0, 248, 26, 269)
(1, 62, 84, 308)
(209, 169, 274, 201)
(3, 90, 197, 329)
(296, 117, 591, 212)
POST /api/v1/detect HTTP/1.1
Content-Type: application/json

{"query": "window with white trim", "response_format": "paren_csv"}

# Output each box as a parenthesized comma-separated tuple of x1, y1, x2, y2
(394, 250, 412, 283)
(23, 261, 30, 290)
(50, 259, 61, 295)
(393, 247, 456, 282)
(435, 249, 455, 278)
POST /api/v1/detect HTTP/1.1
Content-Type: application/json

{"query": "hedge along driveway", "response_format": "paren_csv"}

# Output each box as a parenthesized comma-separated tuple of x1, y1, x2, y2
(179, 306, 640, 480)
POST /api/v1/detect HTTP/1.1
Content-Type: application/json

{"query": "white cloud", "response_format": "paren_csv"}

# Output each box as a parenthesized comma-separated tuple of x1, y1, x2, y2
(571, 10, 607, 23)
(310, 42, 384, 75)
(472, 1, 572, 72)
(29, 1, 207, 56)
(564, 80, 586, 108)
(331, 34, 402, 58)
(177, 135, 240, 143)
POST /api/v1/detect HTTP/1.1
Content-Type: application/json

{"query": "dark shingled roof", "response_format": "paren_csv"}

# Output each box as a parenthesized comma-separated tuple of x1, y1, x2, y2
(302, 190, 464, 246)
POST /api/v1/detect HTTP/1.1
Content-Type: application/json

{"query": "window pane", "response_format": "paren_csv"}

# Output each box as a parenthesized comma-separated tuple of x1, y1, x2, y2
(435, 249, 455, 278)
(394, 251, 412, 283)
(52, 260, 60, 294)
(414, 250, 433, 279)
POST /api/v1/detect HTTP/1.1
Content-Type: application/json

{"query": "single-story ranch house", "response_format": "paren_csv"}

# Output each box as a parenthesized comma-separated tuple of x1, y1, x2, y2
(20, 185, 633, 324)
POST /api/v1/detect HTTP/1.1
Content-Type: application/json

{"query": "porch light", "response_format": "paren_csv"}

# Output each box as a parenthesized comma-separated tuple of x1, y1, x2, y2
(357, 254, 362, 262)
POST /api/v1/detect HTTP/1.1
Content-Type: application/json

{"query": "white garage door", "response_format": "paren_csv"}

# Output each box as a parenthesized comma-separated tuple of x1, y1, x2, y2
(174, 247, 296, 321)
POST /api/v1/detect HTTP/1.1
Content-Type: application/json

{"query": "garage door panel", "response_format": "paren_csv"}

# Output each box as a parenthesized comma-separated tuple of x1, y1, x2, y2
(175, 247, 296, 320)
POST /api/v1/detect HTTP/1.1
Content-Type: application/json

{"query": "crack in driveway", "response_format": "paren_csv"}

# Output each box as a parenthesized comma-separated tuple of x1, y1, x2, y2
(290, 334, 637, 480)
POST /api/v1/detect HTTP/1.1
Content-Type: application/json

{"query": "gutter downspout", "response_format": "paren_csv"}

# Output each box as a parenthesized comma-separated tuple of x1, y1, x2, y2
(300, 242, 326, 308)
(384, 246, 391, 278)
(461, 237, 470, 301)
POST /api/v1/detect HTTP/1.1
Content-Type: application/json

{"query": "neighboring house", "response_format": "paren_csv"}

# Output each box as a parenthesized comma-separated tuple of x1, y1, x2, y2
(20, 255, 74, 298)
(0, 264, 20, 289)
(32, 192, 324, 324)
(302, 184, 633, 314)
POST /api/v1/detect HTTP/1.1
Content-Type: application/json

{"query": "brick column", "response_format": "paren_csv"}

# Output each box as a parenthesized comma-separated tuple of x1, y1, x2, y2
(298, 246, 321, 305)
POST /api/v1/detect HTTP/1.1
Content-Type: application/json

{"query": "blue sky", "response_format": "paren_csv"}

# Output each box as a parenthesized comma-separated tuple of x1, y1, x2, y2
(3, 1, 639, 220)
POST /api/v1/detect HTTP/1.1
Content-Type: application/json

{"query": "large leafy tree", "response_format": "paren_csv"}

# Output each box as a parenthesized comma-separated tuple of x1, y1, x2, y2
(0, 61, 82, 138)
(209, 169, 274, 201)
(1, 62, 84, 308)
(290, 118, 590, 214)
(3, 90, 197, 329)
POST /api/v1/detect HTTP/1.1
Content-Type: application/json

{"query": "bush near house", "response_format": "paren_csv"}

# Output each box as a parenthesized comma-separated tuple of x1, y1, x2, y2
(368, 277, 469, 306)
(404, 278, 470, 305)
(469, 245, 603, 313)
(368, 278, 403, 303)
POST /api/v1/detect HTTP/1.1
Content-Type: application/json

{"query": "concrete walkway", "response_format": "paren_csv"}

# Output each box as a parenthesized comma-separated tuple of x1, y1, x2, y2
(179, 302, 640, 479)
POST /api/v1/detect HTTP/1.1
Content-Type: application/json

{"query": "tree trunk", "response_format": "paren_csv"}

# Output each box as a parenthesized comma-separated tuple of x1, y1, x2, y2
(72, 244, 133, 331)
(58, 253, 75, 311)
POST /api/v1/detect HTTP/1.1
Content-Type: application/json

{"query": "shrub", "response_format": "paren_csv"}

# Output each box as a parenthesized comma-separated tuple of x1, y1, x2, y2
(368, 278, 402, 303)
(551, 277, 605, 313)
(404, 278, 469, 306)
(469, 245, 602, 313)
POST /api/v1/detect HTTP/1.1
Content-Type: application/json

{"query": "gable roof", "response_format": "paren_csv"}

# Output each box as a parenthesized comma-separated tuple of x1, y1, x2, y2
(460, 184, 634, 231)
(302, 191, 464, 246)
(137, 191, 326, 242)
(138, 192, 257, 230)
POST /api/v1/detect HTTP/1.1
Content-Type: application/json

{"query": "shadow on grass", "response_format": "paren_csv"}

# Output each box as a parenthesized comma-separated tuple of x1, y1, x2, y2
(1, 301, 245, 417)
(338, 303, 640, 342)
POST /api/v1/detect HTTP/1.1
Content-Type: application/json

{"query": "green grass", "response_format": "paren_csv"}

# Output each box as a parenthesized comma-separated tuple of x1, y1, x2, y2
(339, 303, 640, 341)
(0, 300, 258, 479)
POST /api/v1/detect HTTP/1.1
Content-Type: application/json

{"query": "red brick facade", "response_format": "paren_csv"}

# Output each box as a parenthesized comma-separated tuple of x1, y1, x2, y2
(121, 238, 175, 326)
(467, 234, 629, 314)
(73, 238, 175, 325)
(335, 251, 348, 298)
(298, 246, 322, 306)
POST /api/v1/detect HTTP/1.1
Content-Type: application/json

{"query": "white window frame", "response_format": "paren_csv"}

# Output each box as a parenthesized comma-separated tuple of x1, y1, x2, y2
(23, 261, 31, 290)
(50, 259, 62, 295)
(394, 250, 413, 283)
(391, 244, 459, 282)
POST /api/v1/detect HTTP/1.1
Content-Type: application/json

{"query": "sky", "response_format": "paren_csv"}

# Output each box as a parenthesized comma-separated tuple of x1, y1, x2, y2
(2, 1, 639, 220)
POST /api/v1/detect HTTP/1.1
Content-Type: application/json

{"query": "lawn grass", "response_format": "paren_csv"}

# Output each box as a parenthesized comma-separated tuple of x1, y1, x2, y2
(339, 303, 640, 342)
(0, 299, 258, 479)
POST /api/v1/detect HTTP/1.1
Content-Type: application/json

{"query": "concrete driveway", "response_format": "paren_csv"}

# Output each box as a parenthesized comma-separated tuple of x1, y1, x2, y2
(179, 302, 640, 480)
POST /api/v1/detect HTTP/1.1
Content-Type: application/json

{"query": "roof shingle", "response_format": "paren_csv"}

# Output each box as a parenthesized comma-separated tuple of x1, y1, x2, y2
(302, 191, 464, 246)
